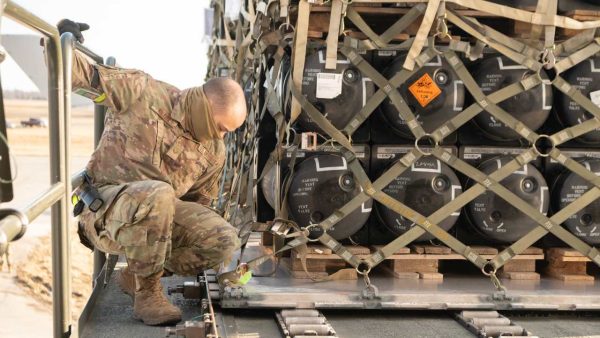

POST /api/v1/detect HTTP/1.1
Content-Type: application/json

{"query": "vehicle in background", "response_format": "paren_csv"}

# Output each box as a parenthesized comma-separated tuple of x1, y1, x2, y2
(20, 117, 47, 127)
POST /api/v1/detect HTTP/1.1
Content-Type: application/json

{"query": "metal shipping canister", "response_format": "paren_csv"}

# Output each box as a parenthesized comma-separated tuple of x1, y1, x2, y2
(296, 49, 374, 135)
(261, 154, 373, 240)
(470, 55, 552, 141)
(375, 156, 463, 241)
(465, 156, 550, 243)
(552, 159, 600, 245)
(379, 54, 465, 139)
(555, 55, 600, 144)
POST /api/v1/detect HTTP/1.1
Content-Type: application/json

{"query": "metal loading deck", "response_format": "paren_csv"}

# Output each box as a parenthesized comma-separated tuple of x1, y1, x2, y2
(216, 245, 600, 311)
(78, 265, 600, 338)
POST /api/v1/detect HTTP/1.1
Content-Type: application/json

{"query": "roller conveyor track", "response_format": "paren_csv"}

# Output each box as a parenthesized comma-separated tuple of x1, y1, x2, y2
(276, 309, 338, 338)
(455, 311, 537, 338)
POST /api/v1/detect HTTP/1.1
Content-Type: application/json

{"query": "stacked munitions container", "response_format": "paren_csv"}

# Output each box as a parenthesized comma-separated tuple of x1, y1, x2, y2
(209, 0, 600, 285)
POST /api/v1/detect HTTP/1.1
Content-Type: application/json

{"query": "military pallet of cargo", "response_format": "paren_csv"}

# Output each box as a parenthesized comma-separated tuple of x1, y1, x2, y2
(202, 0, 600, 316)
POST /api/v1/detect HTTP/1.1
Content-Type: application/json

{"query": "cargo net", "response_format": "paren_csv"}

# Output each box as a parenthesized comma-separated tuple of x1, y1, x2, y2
(209, 0, 600, 291)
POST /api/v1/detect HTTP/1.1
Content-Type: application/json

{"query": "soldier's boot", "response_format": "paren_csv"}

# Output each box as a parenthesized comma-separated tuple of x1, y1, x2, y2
(133, 271, 182, 325)
(117, 266, 136, 299)
(119, 267, 174, 300)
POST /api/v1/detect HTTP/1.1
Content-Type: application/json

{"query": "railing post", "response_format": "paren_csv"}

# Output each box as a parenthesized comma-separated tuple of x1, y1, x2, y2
(90, 56, 115, 283)
(45, 33, 70, 338)
(5, 2, 73, 334)
(59, 32, 75, 337)
(92, 67, 105, 284)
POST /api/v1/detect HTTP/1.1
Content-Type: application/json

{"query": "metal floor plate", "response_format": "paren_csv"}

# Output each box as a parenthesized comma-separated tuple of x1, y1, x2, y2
(506, 312, 600, 337)
(220, 246, 600, 311)
(323, 311, 473, 338)
(79, 273, 203, 338)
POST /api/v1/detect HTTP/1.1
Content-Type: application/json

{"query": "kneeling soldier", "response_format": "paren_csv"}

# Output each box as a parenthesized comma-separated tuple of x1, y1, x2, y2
(60, 20, 245, 325)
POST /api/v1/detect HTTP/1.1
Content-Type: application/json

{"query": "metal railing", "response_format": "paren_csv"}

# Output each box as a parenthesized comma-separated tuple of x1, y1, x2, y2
(0, 1, 114, 337)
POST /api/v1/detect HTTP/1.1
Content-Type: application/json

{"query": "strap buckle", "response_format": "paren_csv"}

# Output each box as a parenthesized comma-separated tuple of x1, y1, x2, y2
(482, 262, 507, 292)
(434, 13, 451, 41)
(269, 219, 295, 237)
(303, 223, 325, 242)
(278, 16, 295, 34)
(540, 45, 556, 70)
(236, 262, 249, 275)
(357, 261, 379, 299)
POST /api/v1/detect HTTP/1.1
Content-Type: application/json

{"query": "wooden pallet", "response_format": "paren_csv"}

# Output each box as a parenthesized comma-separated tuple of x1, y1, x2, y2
(306, 6, 490, 41)
(545, 248, 595, 282)
(287, 244, 544, 281)
(514, 8, 600, 39)
(304, 4, 535, 42)
(287, 245, 373, 279)
(384, 245, 544, 281)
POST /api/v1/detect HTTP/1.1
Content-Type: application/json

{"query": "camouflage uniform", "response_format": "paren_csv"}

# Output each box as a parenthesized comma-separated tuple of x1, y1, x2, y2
(73, 51, 240, 277)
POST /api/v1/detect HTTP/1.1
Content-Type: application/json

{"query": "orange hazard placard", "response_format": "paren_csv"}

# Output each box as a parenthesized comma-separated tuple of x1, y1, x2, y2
(408, 73, 442, 108)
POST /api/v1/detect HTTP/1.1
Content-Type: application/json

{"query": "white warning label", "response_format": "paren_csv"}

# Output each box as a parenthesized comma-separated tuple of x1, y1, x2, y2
(316, 72, 343, 99)
(590, 90, 600, 107)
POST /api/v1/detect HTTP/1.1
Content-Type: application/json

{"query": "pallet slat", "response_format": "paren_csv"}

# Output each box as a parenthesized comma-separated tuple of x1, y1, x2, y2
(545, 248, 595, 282)
(288, 245, 544, 281)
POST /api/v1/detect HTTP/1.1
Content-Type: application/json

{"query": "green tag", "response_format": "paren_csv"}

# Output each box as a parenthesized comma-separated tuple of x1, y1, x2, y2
(238, 271, 252, 285)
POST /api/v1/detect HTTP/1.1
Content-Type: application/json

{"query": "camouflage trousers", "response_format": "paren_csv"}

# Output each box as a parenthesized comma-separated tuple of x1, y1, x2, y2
(79, 180, 240, 277)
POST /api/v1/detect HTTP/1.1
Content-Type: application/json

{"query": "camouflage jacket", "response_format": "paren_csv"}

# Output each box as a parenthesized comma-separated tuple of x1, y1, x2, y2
(72, 51, 226, 205)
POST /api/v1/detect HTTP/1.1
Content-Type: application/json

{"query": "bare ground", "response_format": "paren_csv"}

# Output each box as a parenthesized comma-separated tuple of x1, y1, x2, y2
(6, 99, 95, 156)
(3, 99, 95, 319)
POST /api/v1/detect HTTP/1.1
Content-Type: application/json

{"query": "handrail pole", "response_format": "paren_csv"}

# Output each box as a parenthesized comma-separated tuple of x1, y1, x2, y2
(91, 56, 116, 283)
(91, 54, 107, 284)
(60, 32, 76, 337)
(46, 32, 70, 338)
(4, 1, 58, 37)
(0, 2, 111, 337)
(4, 2, 72, 337)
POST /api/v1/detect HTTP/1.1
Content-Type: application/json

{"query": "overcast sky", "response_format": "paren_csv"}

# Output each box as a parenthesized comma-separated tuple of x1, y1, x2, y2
(1, 0, 211, 91)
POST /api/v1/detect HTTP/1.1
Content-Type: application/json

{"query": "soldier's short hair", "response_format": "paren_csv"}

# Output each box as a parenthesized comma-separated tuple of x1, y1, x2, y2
(203, 77, 246, 116)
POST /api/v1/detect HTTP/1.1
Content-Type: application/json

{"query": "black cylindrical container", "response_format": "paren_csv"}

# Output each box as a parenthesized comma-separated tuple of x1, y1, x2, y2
(296, 49, 374, 135)
(465, 156, 549, 243)
(470, 55, 552, 141)
(555, 56, 600, 144)
(261, 154, 373, 240)
(552, 159, 600, 245)
(379, 54, 465, 139)
(375, 156, 463, 241)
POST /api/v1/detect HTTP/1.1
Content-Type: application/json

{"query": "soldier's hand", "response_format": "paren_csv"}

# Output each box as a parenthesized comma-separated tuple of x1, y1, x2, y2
(57, 19, 90, 43)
